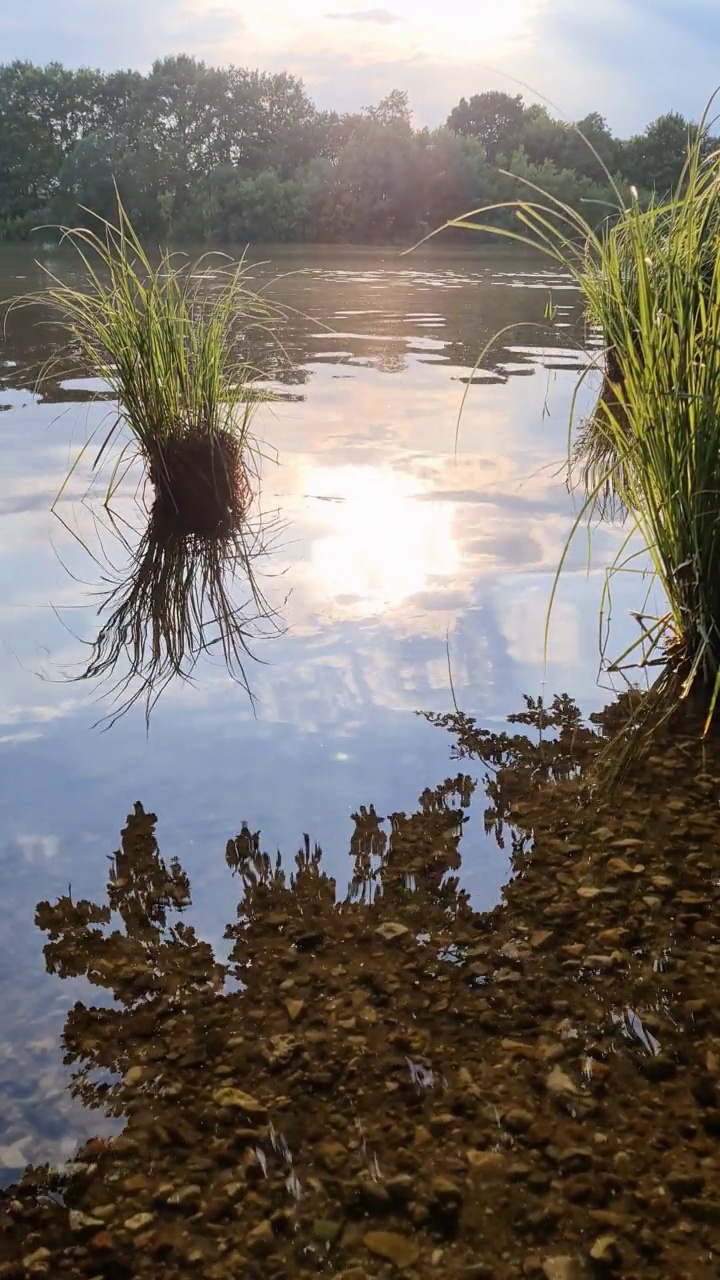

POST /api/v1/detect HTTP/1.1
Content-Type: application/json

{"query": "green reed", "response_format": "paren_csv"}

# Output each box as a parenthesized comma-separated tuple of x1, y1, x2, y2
(423, 120, 720, 728)
(13, 200, 274, 520)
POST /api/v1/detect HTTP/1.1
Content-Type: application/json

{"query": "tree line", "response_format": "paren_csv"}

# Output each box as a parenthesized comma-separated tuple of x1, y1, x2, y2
(0, 57, 710, 244)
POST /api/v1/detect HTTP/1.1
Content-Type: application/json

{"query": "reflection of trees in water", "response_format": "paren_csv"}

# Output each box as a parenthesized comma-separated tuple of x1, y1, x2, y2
(33, 697, 613, 1092)
(1, 250, 589, 404)
(14, 694, 720, 1280)
(31, 692, 634, 1118)
(425, 694, 608, 861)
(35, 802, 223, 1116)
(32, 756, 486, 1117)
(347, 777, 474, 916)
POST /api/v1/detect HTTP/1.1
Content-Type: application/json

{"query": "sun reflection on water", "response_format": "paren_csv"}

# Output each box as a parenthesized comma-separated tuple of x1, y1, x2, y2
(305, 465, 460, 615)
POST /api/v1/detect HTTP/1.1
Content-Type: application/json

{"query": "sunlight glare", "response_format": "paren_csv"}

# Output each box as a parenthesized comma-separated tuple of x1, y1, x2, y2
(306, 466, 460, 615)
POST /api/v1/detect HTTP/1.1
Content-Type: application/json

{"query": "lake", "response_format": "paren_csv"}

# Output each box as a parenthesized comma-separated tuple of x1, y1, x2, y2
(0, 243, 640, 1172)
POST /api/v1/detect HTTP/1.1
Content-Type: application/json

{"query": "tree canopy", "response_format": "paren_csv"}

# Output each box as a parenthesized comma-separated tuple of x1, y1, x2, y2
(0, 60, 708, 244)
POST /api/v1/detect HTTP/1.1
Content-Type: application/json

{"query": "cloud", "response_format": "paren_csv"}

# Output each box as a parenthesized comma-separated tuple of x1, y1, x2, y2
(0, 0, 247, 69)
(325, 8, 402, 23)
(285, 0, 720, 135)
(0, 0, 716, 135)
(497, 0, 720, 132)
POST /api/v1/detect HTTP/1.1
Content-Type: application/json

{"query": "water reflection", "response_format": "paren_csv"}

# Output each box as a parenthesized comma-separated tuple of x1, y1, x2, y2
(63, 486, 283, 724)
(1, 246, 591, 402)
(307, 465, 460, 614)
(2, 694, 718, 1277)
(0, 247, 654, 1242)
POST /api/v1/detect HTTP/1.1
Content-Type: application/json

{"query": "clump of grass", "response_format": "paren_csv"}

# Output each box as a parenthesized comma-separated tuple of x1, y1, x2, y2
(421, 110, 720, 730)
(13, 199, 292, 722)
(572, 174, 720, 519)
(17, 200, 275, 534)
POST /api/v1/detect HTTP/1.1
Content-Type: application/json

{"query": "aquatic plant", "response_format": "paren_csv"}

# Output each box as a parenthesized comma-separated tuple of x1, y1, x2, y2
(423, 115, 720, 729)
(15, 200, 275, 533)
(571, 174, 720, 516)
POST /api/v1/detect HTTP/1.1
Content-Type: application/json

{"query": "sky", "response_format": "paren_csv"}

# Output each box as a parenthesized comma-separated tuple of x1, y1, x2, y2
(0, 0, 718, 136)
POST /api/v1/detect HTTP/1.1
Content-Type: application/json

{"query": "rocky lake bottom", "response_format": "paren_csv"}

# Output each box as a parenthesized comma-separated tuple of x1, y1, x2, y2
(2, 692, 720, 1279)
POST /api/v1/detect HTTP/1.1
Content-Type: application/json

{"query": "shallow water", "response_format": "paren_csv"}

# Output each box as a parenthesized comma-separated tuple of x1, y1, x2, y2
(0, 243, 652, 1173)
(4, 694, 720, 1278)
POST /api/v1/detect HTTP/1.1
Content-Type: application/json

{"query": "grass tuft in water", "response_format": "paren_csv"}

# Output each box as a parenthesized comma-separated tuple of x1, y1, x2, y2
(418, 108, 720, 731)
(13, 199, 275, 533)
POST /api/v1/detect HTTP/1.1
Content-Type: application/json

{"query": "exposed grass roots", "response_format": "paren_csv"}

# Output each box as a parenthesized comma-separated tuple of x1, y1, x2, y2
(74, 483, 285, 729)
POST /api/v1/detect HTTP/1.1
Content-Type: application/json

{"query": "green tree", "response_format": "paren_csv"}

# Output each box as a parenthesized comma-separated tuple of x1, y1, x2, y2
(447, 91, 525, 162)
(0, 57, 709, 245)
(54, 129, 168, 234)
(333, 111, 422, 241)
(363, 88, 411, 128)
(0, 61, 63, 230)
(620, 112, 697, 193)
(416, 127, 488, 230)
(561, 111, 620, 180)
(518, 103, 567, 167)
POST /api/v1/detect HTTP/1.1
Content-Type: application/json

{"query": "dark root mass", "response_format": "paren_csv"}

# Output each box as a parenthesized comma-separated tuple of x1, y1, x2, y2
(149, 430, 250, 538)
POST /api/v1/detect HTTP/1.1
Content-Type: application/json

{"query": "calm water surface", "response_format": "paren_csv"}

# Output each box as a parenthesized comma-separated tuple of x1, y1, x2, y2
(0, 244, 642, 1170)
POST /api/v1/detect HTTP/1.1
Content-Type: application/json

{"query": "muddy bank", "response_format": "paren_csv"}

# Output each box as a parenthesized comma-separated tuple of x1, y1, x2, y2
(1, 695, 720, 1279)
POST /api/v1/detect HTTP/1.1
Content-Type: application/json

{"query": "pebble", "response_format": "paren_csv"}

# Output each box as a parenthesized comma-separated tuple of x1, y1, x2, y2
(212, 1087, 267, 1118)
(22, 1250, 51, 1271)
(313, 1217, 343, 1243)
(246, 1218, 276, 1255)
(589, 1235, 621, 1268)
(364, 1229, 421, 1268)
(316, 1139, 347, 1170)
(167, 1183, 202, 1207)
(606, 857, 636, 876)
(467, 1149, 504, 1172)
(503, 1106, 535, 1133)
(666, 1172, 705, 1200)
(375, 922, 411, 943)
(681, 1197, 720, 1225)
(431, 1175, 463, 1203)
(124, 1212, 155, 1232)
(68, 1210, 105, 1233)
(546, 1066, 578, 1097)
(542, 1258, 585, 1280)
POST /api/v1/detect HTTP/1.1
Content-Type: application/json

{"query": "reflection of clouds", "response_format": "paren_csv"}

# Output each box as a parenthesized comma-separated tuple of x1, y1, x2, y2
(501, 578, 580, 668)
(305, 464, 460, 616)
(0, 251, 637, 745)
(0, 352, 629, 736)
(0, 699, 82, 728)
(14, 834, 59, 862)
(402, 587, 469, 612)
(467, 530, 545, 567)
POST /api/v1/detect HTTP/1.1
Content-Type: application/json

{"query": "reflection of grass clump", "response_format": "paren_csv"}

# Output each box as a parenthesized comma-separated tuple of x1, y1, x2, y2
(78, 494, 284, 726)
(435, 117, 720, 730)
(23, 201, 274, 533)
